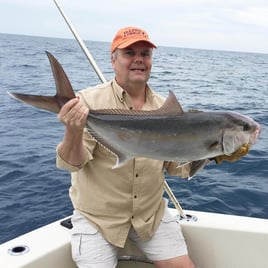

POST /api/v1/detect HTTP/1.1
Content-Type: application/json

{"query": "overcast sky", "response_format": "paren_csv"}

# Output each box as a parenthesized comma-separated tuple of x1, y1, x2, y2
(1, 0, 268, 54)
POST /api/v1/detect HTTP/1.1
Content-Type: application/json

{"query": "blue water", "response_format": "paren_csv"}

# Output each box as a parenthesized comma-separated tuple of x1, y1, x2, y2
(0, 33, 267, 244)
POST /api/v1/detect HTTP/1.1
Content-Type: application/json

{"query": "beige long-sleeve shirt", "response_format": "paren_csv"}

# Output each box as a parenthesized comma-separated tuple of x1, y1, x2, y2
(56, 79, 192, 247)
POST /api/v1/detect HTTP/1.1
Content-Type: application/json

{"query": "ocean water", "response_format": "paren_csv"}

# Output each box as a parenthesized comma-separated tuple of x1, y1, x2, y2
(0, 33, 267, 244)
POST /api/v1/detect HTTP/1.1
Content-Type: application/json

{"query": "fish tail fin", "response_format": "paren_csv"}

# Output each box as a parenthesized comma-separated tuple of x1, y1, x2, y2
(7, 92, 61, 113)
(7, 51, 76, 113)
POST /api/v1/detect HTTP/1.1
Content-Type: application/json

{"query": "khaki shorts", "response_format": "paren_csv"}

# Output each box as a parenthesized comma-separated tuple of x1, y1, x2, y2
(71, 206, 188, 268)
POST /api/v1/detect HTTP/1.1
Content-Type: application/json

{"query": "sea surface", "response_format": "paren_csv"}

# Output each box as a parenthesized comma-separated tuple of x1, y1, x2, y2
(0, 33, 267, 244)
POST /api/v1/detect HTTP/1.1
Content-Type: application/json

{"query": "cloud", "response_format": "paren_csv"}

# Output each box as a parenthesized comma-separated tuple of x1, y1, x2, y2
(235, 7, 268, 28)
(0, 0, 268, 53)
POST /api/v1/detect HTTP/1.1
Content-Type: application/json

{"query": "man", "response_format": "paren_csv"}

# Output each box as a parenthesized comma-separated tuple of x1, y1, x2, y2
(56, 26, 248, 268)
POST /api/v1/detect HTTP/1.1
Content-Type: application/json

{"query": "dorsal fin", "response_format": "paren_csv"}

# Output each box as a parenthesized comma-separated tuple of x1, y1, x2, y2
(155, 90, 184, 115)
(89, 90, 184, 117)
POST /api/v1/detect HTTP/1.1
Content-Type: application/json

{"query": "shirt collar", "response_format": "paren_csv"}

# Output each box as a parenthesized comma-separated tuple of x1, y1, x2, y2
(111, 78, 156, 109)
(111, 78, 125, 103)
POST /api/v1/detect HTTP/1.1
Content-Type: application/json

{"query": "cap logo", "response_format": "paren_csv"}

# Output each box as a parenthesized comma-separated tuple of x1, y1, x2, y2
(123, 28, 148, 39)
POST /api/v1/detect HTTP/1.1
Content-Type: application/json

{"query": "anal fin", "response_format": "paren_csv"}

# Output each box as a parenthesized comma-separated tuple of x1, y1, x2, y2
(113, 151, 133, 169)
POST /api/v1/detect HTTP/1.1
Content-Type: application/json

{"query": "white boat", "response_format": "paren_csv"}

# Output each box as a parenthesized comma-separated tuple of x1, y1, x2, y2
(1, 208, 267, 268)
(1, 1, 266, 267)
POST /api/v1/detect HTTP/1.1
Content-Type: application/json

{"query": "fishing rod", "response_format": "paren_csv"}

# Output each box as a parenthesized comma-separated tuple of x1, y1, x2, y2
(52, 0, 106, 83)
(52, 0, 186, 218)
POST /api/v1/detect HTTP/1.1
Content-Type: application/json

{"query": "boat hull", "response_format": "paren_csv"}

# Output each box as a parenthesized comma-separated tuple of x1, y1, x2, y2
(1, 209, 267, 268)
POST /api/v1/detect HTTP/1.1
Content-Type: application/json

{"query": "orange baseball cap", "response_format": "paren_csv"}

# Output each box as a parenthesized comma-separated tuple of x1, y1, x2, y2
(111, 26, 157, 53)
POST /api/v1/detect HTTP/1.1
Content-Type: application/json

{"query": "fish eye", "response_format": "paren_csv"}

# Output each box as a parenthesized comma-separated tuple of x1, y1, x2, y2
(243, 123, 250, 131)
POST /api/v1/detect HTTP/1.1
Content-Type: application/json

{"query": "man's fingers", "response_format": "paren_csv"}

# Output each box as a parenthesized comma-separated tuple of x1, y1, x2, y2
(58, 96, 89, 130)
(59, 97, 80, 116)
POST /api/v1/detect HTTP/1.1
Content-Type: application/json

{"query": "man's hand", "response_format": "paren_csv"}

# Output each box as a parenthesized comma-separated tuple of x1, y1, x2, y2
(57, 96, 90, 167)
(213, 144, 250, 164)
(58, 96, 89, 131)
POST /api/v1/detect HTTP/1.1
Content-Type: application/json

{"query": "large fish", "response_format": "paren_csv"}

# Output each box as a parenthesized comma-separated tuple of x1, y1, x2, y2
(8, 52, 261, 170)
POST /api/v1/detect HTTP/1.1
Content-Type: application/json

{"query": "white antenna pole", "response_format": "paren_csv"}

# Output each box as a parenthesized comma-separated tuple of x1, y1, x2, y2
(53, 0, 107, 83)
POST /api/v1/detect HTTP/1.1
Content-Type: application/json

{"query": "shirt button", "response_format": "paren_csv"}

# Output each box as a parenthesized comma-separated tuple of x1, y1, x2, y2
(134, 195, 137, 199)
(132, 216, 134, 219)
(135, 173, 139, 177)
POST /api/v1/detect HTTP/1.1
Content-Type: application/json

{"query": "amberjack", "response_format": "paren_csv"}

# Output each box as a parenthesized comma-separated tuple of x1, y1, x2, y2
(8, 52, 261, 170)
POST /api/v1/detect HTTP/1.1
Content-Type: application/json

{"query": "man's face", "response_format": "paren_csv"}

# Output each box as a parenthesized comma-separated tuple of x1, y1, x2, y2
(111, 42, 153, 88)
